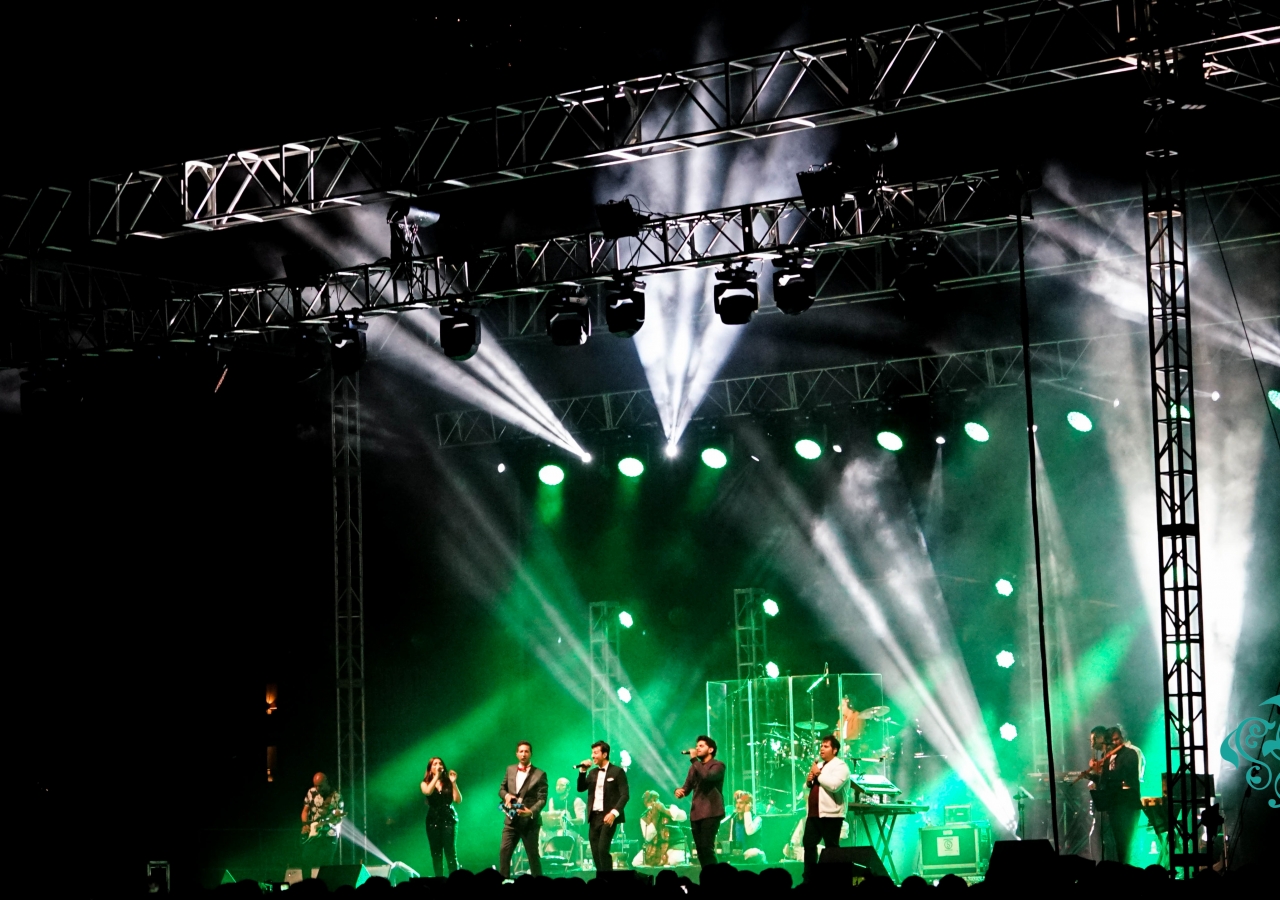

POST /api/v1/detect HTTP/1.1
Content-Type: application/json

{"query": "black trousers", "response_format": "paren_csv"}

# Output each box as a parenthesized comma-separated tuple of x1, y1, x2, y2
(499, 817, 542, 877)
(1102, 807, 1141, 864)
(301, 836, 337, 877)
(690, 817, 718, 866)
(802, 816, 843, 881)
(426, 813, 459, 877)
(587, 812, 618, 871)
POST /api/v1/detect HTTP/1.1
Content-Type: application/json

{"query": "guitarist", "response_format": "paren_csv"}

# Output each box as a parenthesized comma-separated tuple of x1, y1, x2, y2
(498, 741, 548, 878)
(300, 772, 344, 878)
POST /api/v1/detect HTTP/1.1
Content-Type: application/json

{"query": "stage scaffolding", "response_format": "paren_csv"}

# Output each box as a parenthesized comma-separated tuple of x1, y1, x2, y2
(707, 672, 885, 815)
(589, 601, 622, 746)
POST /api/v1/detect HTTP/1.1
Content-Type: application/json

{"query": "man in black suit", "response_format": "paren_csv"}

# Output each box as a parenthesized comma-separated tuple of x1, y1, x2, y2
(498, 740, 548, 878)
(1097, 726, 1143, 863)
(576, 740, 630, 872)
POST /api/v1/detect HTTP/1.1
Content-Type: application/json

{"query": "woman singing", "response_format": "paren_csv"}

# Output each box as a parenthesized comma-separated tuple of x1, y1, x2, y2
(421, 757, 461, 876)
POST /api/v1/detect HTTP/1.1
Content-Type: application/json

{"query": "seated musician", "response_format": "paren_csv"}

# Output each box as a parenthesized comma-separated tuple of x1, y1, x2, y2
(726, 791, 766, 862)
(545, 777, 586, 835)
(631, 790, 688, 867)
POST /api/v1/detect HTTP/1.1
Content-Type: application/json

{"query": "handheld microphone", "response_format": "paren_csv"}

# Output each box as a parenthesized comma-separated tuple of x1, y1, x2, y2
(681, 750, 693, 755)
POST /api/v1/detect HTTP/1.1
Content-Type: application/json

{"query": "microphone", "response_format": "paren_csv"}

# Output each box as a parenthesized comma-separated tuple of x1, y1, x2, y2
(681, 750, 693, 755)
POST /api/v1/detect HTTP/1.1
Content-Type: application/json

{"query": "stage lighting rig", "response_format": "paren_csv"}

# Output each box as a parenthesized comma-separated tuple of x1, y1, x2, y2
(545, 286, 592, 346)
(605, 272, 645, 337)
(772, 249, 816, 316)
(892, 232, 942, 303)
(596, 198, 646, 239)
(387, 200, 440, 263)
(713, 264, 758, 325)
(796, 163, 845, 210)
(440, 305, 481, 361)
(328, 314, 367, 376)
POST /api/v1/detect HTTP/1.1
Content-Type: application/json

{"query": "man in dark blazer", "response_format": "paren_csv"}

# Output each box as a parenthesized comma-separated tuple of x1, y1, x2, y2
(576, 740, 630, 872)
(674, 735, 726, 866)
(498, 740, 549, 877)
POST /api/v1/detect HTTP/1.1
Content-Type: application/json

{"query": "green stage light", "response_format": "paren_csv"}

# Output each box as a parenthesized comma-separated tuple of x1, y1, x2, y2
(794, 438, 822, 460)
(617, 686, 632, 703)
(1170, 402, 1191, 419)
(618, 611, 634, 629)
(1067, 411, 1093, 432)
(538, 464, 565, 486)
(999, 722, 1018, 741)
(762, 598, 780, 617)
(996, 650, 1015, 669)
(964, 422, 990, 442)
(617, 456, 644, 478)
(876, 431, 904, 451)
(619, 749, 632, 767)
(995, 578, 1014, 597)
(765, 661, 780, 678)
(701, 447, 728, 469)
(1269, 389, 1279, 410)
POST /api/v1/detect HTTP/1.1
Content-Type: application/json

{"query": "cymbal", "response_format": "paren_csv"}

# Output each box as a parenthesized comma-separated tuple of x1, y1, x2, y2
(795, 720, 830, 732)
(761, 721, 788, 728)
(861, 705, 890, 720)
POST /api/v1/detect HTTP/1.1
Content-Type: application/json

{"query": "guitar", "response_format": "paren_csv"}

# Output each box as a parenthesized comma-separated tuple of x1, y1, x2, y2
(301, 800, 346, 842)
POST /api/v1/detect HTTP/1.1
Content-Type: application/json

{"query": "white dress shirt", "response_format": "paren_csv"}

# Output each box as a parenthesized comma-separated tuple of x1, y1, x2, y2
(515, 766, 530, 794)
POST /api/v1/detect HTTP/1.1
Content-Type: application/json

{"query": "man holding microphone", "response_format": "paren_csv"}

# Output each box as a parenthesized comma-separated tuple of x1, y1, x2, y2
(802, 735, 851, 882)
(674, 735, 726, 867)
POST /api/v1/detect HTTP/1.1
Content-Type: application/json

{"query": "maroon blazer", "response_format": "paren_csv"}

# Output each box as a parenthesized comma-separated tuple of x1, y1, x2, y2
(679, 758, 726, 822)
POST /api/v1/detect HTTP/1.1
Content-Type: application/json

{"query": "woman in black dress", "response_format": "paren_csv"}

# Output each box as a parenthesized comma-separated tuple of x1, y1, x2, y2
(421, 756, 461, 875)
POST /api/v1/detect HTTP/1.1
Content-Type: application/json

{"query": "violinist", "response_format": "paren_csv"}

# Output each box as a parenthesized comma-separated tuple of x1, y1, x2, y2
(1086, 725, 1143, 863)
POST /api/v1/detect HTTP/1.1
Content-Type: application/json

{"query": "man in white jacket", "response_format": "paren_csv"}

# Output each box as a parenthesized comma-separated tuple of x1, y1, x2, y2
(802, 735, 851, 882)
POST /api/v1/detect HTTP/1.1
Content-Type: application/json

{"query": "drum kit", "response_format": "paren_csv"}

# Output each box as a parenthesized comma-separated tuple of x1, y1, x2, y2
(758, 706, 896, 766)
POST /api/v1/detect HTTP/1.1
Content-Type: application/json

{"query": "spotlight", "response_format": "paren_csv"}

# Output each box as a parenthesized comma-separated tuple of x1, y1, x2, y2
(995, 578, 1014, 597)
(665, 442, 680, 459)
(1066, 411, 1093, 432)
(1170, 403, 1191, 419)
(796, 163, 845, 209)
(1210, 390, 1220, 401)
(765, 661, 781, 678)
(617, 686, 632, 704)
(876, 431, 904, 452)
(387, 200, 440, 262)
(618, 456, 644, 478)
(963, 422, 990, 442)
(999, 722, 1018, 742)
(713, 264, 758, 325)
(833, 444, 843, 453)
(892, 233, 941, 304)
(619, 749, 633, 768)
(1269, 389, 1279, 410)
(546, 286, 592, 346)
(700, 447, 727, 469)
(762, 598, 780, 617)
(328, 315, 367, 376)
(618, 611, 634, 629)
(440, 307, 481, 360)
(538, 464, 565, 486)
(497, 463, 507, 473)
(794, 438, 822, 460)
(605, 273, 645, 337)
(996, 651, 1015, 669)
(772, 250, 816, 315)
(596, 199, 644, 240)
(935, 436, 946, 445)
(580, 451, 593, 464)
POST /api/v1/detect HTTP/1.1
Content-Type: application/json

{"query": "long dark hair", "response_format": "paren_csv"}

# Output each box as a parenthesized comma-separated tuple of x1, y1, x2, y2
(425, 757, 448, 781)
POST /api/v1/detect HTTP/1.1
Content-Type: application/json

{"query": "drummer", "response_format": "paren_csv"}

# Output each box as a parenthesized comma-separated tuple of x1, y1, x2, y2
(545, 776, 586, 835)
(837, 697, 864, 745)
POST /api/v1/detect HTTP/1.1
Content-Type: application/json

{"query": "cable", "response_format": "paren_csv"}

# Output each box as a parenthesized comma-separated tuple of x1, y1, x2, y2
(1199, 184, 1280, 456)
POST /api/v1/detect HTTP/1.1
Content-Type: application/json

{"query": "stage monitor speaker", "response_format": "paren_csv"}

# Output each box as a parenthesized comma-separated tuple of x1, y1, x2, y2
(818, 845, 889, 877)
(985, 839, 1055, 882)
(314, 864, 370, 889)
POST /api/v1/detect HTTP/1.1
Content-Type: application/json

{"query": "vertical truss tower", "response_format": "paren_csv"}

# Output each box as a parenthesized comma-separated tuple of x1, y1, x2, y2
(333, 370, 366, 859)
(589, 602, 621, 744)
(1136, 3, 1211, 876)
(731, 588, 770, 805)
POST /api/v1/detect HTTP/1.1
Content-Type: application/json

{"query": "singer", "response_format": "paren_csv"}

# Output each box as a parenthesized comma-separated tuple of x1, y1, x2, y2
(802, 735, 850, 883)
(498, 741, 548, 878)
(576, 741, 629, 872)
(674, 735, 725, 867)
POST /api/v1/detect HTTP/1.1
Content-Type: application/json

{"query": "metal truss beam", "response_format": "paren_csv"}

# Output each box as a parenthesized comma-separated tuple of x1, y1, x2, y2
(588, 601, 621, 745)
(4, 174, 1274, 368)
(86, 1, 1279, 242)
(1139, 7, 1212, 877)
(333, 371, 366, 862)
(432, 319, 1273, 449)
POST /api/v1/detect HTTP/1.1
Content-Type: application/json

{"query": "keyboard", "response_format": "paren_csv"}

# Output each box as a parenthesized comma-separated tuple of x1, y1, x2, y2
(847, 802, 929, 815)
